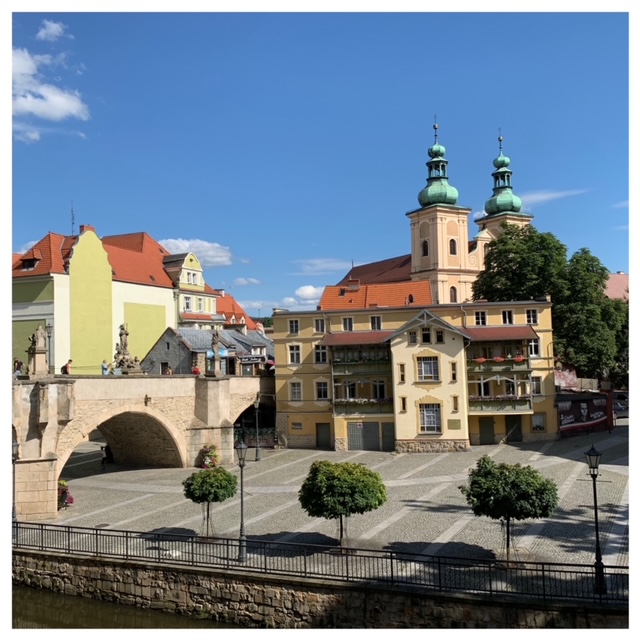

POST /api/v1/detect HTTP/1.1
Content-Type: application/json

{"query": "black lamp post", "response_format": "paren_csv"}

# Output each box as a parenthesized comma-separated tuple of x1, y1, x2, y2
(12, 440, 19, 527)
(254, 395, 261, 461)
(236, 440, 248, 563)
(584, 445, 607, 595)
(45, 322, 53, 374)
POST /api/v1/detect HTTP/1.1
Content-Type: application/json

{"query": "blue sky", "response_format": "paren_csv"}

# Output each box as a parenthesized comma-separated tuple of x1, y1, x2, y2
(9, 6, 631, 315)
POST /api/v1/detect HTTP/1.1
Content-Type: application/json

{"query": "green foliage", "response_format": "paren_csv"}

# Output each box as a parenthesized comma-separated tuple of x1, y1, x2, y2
(473, 223, 568, 302)
(183, 467, 237, 504)
(299, 460, 387, 543)
(473, 224, 626, 380)
(459, 455, 559, 522)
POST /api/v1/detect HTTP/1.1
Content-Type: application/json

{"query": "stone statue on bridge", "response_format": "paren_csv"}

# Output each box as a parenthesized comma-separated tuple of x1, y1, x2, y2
(113, 324, 142, 375)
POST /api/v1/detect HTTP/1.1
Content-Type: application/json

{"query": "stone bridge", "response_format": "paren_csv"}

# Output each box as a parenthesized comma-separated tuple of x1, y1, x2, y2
(12, 374, 265, 521)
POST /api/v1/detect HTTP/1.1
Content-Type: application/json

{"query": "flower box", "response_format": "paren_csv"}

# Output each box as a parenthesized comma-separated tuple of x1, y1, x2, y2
(514, 356, 525, 363)
(493, 357, 505, 362)
(474, 357, 487, 364)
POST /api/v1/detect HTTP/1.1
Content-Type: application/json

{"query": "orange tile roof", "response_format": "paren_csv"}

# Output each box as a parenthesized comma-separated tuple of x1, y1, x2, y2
(214, 292, 257, 330)
(319, 280, 432, 311)
(12, 232, 74, 278)
(605, 273, 629, 300)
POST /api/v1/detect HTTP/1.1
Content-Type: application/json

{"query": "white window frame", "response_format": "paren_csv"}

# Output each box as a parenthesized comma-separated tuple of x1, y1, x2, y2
(451, 362, 457, 382)
(419, 403, 442, 434)
(342, 317, 353, 332)
(370, 316, 382, 331)
(435, 330, 444, 344)
(529, 339, 540, 358)
(417, 356, 439, 381)
(421, 328, 431, 344)
(532, 413, 546, 431)
(452, 395, 459, 412)
(288, 345, 301, 364)
(373, 381, 385, 399)
(526, 309, 538, 325)
(502, 310, 514, 325)
(184, 296, 192, 312)
(289, 319, 299, 335)
(408, 331, 417, 345)
(531, 376, 542, 395)
(345, 382, 356, 399)
(290, 382, 302, 401)
(314, 345, 328, 363)
(314, 318, 325, 333)
(399, 363, 405, 383)
(316, 381, 328, 400)
(475, 311, 487, 326)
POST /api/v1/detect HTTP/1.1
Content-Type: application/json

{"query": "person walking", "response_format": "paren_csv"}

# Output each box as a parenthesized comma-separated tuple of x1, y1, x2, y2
(100, 446, 107, 471)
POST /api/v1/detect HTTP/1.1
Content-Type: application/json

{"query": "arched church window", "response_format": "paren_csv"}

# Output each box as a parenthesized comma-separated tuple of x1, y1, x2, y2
(450, 286, 457, 303)
(449, 239, 457, 255)
(422, 240, 429, 257)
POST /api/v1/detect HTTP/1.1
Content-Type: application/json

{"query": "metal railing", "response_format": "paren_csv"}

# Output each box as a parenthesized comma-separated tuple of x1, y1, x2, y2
(12, 522, 627, 605)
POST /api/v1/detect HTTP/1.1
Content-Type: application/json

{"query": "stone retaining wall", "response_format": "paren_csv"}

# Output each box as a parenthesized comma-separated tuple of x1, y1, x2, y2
(395, 438, 470, 453)
(12, 550, 627, 629)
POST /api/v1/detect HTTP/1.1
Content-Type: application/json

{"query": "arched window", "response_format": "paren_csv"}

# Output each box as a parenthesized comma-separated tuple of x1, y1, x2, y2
(449, 239, 457, 255)
(422, 240, 429, 257)
(450, 286, 457, 303)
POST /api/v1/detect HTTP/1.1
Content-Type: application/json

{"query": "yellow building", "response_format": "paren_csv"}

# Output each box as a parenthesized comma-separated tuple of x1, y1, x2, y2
(273, 127, 557, 451)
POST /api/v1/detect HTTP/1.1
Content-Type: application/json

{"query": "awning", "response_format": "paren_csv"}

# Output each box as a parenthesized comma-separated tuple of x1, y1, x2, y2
(460, 325, 539, 341)
(320, 331, 394, 346)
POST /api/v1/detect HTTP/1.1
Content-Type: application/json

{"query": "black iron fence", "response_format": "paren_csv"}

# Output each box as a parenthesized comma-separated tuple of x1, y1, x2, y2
(12, 521, 628, 605)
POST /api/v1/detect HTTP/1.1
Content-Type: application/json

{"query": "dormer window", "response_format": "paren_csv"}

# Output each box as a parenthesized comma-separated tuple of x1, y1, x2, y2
(21, 259, 38, 270)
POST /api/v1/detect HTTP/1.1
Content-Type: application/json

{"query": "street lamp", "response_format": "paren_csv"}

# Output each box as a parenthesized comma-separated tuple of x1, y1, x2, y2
(12, 439, 20, 529)
(254, 395, 261, 461)
(584, 445, 607, 595)
(235, 440, 248, 563)
(45, 322, 53, 374)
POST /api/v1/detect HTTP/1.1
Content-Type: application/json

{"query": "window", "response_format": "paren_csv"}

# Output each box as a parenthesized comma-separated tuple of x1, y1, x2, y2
(373, 381, 385, 399)
(345, 382, 356, 399)
(314, 318, 325, 333)
(290, 382, 302, 401)
(417, 356, 439, 381)
(422, 240, 429, 257)
(505, 380, 516, 395)
(342, 317, 353, 332)
(475, 311, 487, 326)
(421, 328, 431, 344)
(532, 413, 546, 431)
(289, 319, 299, 334)
(529, 339, 540, 357)
(436, 330, 444, 344)
(184, 296, 192, 312)
(502, 310, 513, 325)
(316, 381, 328, 400)
(400, 397, 407, 412)
(419, 403, 442, 434)
(531, 376, 542, 395)
(452, 395, 459, 411)
(450, 286, 457, 303)
(477, 381, 490, 397)
(370, 316, 382, 331)
(288, 345, 301, 364)
(197, 297, 203, 312)
(186, 272, 192, 284)
(408, 331, 417, 345)
(451, 362, 457, 382)
(449, 239, 457, 255)
(314, 345, 328, 363)
(399, 363, 405, 383)
(526, 309, 538, 325)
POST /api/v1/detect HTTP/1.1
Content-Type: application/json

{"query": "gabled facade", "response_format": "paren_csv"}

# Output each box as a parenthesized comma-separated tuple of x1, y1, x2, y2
(272, 125, 558, 451)
(12, 225, 255, 375)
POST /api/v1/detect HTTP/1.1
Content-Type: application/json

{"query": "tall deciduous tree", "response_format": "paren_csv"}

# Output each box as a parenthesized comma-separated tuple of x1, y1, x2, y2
(298, 460, 388, 546)
(183, 467, 238, 537)
(459, 455, 559, 560)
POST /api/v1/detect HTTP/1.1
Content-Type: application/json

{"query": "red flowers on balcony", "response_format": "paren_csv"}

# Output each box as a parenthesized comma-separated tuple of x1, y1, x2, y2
(514, 356, 525, 363)
(475, 357, 487, 364)
(493, 356, 505, 363)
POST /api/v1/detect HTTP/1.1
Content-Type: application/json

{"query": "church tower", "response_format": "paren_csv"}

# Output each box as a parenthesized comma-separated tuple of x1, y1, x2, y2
(407, 121, 478, 304)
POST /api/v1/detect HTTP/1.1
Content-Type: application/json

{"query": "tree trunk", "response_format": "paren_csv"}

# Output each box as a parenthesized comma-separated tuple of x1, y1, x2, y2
(205, 502, 211, 537)
(339, 515, 344, 546)
(505, 517, 511, 562)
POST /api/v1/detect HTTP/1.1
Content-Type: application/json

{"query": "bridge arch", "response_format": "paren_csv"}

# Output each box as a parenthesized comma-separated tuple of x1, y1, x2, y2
(55, 403, 187, 477)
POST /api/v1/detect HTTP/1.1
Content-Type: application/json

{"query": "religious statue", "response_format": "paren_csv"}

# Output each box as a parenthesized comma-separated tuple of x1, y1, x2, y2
(35, 325, 46, 348)
(119, 324, 129, 354)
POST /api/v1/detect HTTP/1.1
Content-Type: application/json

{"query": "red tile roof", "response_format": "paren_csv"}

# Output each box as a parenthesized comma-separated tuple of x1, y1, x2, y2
(605, 273, 629, 300)
(321, 331, 394, 346)
(461, 325, 539, 341)
(319, 280, 432, 310)
(214, 292, 257, 330)
(12, 232, 73, 278)
(181, 312, 216, 321)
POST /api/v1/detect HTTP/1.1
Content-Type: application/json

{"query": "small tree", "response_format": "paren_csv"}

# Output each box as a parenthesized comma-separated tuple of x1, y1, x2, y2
(459, 455, 559, 560)
(183, 467, 237, 537)
(298, 460, 388, 546)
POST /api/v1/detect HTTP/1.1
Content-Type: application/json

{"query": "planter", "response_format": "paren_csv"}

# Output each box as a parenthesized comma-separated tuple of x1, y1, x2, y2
(474, 358, 487, 364)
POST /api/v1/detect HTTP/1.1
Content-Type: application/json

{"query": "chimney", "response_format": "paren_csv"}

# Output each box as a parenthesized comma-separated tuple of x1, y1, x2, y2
(79, 224, 96, 234)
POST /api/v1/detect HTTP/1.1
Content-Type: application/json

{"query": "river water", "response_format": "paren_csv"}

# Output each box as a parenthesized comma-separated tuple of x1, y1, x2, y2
(12, 584, 240, 629)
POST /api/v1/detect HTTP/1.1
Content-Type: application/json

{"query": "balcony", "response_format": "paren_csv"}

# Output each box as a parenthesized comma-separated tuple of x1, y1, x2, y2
(468, 395, 533, 414)
(467, 356, 531, 374)
(332, 398, 394, 416)
(332, 359, 392, 377)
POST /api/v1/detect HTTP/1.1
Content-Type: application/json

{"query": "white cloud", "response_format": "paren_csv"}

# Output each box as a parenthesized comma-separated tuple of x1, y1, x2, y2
(295, 285, 324, 302)
(12, 47, 89, 127)
(472, 210, 487, 221)
(158, 238, 233, 267)
(16, 241, 37, 254)
(612, 200, 629, 209)
(519, 189, 589, 210)
(293, 258, 354, 275)
(36, 20, 70, 42)
(233, 277, 261, 286)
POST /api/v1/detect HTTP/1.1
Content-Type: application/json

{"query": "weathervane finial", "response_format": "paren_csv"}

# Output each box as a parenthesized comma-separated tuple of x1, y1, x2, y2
(433, 114, 439, 142)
